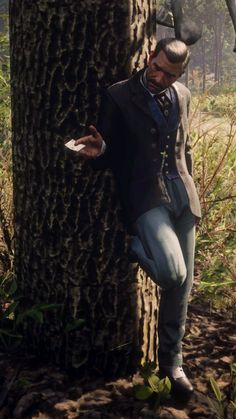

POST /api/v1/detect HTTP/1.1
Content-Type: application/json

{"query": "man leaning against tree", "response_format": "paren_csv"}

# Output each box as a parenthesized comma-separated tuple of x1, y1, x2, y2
(74, 37, 201, 397)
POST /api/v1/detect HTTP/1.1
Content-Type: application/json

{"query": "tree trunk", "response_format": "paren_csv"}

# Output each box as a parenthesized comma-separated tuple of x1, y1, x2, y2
(10, 0, 159, 376)
(213, 12, 223, 85)
(201, 35, 206, 93)
(219, 13, 226, 85)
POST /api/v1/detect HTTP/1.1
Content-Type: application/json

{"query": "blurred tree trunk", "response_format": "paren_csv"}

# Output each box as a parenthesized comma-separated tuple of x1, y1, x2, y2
(10, 0, 159, 375)
(213, 11, 225, 84)
(201, 36, 206, 92)
(219, 14, 226, 85)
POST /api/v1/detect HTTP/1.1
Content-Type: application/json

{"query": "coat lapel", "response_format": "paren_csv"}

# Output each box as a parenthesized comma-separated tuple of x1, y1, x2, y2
(172, 82, 184, 119)
(129, 70, 183, 123)
(128, 69, 159, 123)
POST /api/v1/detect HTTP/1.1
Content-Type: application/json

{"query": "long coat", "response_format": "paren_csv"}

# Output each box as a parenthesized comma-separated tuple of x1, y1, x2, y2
(95, 69, 201, 228)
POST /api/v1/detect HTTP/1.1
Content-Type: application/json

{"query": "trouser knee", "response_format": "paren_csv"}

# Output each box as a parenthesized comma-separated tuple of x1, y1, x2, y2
(159, 263, 187, 290)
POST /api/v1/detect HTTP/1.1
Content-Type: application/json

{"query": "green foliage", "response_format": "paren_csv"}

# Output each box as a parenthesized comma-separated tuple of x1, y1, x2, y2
(64, 318, 85, 333)
(206, 364, 236, 419)
(0, 271, 59, 348)
(134, 361, 171, 410)
(0, 28, 10, 146)
(16, 377, 32, 389)
(0, 268, 85, 353)
(200, 92, 236, 113)
(0, 19, 12, 351)
(0, 274, 22, 349)
(0, 25, 12, 283)
(15, 303, 63, 326)
(191, 93, 236, 316)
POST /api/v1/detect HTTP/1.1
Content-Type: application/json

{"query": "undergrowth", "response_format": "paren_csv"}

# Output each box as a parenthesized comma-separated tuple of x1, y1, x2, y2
(191, 93, 236, 317)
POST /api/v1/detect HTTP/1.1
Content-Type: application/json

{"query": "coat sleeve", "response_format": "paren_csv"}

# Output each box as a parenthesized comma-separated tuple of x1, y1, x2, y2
(91, 90, 121, 170)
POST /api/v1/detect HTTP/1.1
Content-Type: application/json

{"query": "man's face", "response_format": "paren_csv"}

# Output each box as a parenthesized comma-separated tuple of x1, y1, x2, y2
(146, 50, 185, 93)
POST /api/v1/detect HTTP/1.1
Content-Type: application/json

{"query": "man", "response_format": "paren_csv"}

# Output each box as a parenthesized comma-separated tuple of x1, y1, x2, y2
(75, 38, 201, 397)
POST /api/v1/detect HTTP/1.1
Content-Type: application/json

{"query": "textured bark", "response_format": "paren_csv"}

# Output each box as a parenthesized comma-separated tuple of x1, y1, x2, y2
(10, 0, 159, 375)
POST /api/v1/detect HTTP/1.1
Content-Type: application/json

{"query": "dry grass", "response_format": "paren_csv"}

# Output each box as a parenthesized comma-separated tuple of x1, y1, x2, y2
(0, 135, 13, 279)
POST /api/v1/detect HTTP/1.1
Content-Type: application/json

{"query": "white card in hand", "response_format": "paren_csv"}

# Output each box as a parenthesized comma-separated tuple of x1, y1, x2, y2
(65, 140, 86, 152)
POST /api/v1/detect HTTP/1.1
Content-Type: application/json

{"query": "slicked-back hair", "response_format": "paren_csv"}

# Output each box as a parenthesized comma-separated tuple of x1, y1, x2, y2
(153, 38, 190, 68)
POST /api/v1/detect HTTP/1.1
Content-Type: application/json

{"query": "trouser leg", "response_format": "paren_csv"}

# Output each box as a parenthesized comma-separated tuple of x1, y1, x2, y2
(132, 205, 196, 366)
(133, 206, 188, 290)
(158, 207, 195, 366)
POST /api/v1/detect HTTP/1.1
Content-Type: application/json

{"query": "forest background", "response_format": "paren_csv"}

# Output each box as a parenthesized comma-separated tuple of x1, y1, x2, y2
(0, 0, 235, 417)
(1, 0, 235, 321)
(0, 0, 236, 352)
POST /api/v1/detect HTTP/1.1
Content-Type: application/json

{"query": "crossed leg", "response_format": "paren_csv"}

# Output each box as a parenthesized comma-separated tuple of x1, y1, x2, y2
(131, 205, 196, 366)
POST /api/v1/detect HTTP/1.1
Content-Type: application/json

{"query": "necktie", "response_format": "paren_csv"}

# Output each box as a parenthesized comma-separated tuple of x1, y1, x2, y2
(154, 92, 171, 118)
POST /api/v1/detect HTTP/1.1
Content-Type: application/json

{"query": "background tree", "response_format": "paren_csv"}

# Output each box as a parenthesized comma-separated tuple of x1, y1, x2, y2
(187, 0, 235, 91)
(9, 0, 159, 375)
(156, 0, 236, 91)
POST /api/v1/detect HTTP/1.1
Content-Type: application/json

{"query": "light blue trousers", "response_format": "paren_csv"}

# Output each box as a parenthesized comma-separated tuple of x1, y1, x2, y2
(131, 177, 196, 367)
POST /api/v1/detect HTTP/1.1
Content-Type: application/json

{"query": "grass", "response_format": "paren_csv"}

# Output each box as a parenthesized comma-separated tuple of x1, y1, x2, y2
(191, 93, 236, 316)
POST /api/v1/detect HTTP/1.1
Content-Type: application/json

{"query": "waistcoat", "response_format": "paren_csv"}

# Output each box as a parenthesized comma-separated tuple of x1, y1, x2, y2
(148, 87, 179, 179)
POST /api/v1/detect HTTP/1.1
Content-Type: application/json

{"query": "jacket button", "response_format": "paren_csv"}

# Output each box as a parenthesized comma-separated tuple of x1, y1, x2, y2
(150, 128, 157, 135)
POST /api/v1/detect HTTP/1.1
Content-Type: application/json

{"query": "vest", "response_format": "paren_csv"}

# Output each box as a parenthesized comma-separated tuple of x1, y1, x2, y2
(148, 87, 179, 179)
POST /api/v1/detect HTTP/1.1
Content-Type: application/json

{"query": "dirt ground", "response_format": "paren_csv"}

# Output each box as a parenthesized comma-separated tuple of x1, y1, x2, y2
(0, 302, 235, 419)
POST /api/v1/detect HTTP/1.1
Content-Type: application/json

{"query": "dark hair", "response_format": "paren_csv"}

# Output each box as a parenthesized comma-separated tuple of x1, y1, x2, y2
(153, 38, 190, 68)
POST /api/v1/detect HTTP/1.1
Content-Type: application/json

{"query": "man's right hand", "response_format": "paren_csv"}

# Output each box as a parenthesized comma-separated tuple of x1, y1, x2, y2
(74, 125, 104, 159)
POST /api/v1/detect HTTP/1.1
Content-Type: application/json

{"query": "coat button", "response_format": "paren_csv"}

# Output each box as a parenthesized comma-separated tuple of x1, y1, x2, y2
(150, 128, 157, 135)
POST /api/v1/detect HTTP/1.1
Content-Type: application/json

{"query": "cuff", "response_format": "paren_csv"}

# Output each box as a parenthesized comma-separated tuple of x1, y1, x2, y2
(96, 140, 106, 157)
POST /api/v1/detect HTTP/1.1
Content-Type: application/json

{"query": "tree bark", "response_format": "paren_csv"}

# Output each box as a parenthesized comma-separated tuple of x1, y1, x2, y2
(201, 36, 206, 93)
(10, 0, 159, 376)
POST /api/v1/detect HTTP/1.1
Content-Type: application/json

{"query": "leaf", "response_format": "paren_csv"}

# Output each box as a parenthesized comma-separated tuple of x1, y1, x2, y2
(207, 397, 223, 419)
(7, 280, 17, 296)
(158, 377, 172, 398)
(210, 377, 224, 402)
(134, 384, 154, 400)
(17, 378, 32, 388)
(71, 355, 88, 369)
(229, 400, 236, 411)
(163, 376, 172, 393)
(3, 302, 19, 319)
(0, 328, 22, 339)
(140, 361, 157, 379)
(147, 374, 160, 391)
(27, 310, 44, 324)
(200, 280, 236, 289)
(65, 319, 85, 333)
(230, 363, 236, 375)
(229, 400, 236, 410)
(16, 303, 62, 325)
